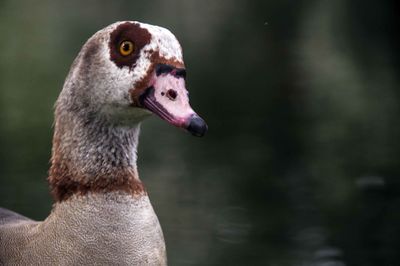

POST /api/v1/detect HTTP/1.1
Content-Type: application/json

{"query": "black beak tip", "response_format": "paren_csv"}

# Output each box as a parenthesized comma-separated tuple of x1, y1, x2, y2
(187, 115, 208, 137)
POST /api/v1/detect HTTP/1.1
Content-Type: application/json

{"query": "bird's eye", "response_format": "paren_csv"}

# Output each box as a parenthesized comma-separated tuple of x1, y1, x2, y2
(119, 41, 135, 56)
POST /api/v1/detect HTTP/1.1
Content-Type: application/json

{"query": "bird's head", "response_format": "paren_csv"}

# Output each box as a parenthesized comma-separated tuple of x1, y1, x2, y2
(61, 21, 207, 137)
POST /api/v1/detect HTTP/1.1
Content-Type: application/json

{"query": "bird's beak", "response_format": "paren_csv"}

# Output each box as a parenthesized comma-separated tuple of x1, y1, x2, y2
(138, 64, 207, 137)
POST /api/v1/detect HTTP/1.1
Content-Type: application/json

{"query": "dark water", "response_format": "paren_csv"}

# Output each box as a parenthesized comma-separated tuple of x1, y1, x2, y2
(0, 1, 399, 265)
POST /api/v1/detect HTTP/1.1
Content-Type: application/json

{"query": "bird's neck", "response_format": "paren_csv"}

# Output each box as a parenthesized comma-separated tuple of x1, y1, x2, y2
(48, 108, 145, 202)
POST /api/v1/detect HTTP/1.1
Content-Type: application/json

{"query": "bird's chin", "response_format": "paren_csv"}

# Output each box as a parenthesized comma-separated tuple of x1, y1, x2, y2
(129, 106, 153, 120)
(101, 104, 152, 126)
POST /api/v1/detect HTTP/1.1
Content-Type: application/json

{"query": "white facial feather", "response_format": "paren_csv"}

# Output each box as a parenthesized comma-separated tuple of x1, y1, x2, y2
(61, 21, 184, 119)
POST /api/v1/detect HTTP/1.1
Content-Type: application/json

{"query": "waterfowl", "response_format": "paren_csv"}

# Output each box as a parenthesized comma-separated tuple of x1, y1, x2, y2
(0, 21, 207, 265)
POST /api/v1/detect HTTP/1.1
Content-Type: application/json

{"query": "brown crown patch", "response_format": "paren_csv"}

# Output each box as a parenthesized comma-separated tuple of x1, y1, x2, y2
(109, 22, 152, 69)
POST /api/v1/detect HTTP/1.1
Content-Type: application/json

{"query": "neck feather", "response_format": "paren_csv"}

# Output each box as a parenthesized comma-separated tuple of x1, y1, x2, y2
(48, 106, 145, 202)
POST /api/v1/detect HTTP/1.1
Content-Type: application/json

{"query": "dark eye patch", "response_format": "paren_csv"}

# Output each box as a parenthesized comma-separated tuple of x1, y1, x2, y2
(155, 63, 186, 79)
(174, 68, 186, 79)
(155, 64, 174, 76)
(109, 22, 151, 69)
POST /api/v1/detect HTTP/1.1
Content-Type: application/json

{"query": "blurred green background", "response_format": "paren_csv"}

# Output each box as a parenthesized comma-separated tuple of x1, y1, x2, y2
(0, 0, 399, 265)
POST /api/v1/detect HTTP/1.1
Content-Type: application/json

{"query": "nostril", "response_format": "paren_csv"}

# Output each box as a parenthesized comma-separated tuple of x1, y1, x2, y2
(167, 89, 177, 100)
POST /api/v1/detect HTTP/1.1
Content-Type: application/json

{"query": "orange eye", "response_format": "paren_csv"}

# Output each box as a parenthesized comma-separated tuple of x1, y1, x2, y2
(119, 41, 135, 56)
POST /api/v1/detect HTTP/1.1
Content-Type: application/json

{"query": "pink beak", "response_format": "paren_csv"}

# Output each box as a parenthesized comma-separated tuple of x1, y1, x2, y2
(139, 64, 208, 137)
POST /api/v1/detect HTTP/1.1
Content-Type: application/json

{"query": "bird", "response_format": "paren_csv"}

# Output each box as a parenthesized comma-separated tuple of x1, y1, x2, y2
(0, 21, 207, 265)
